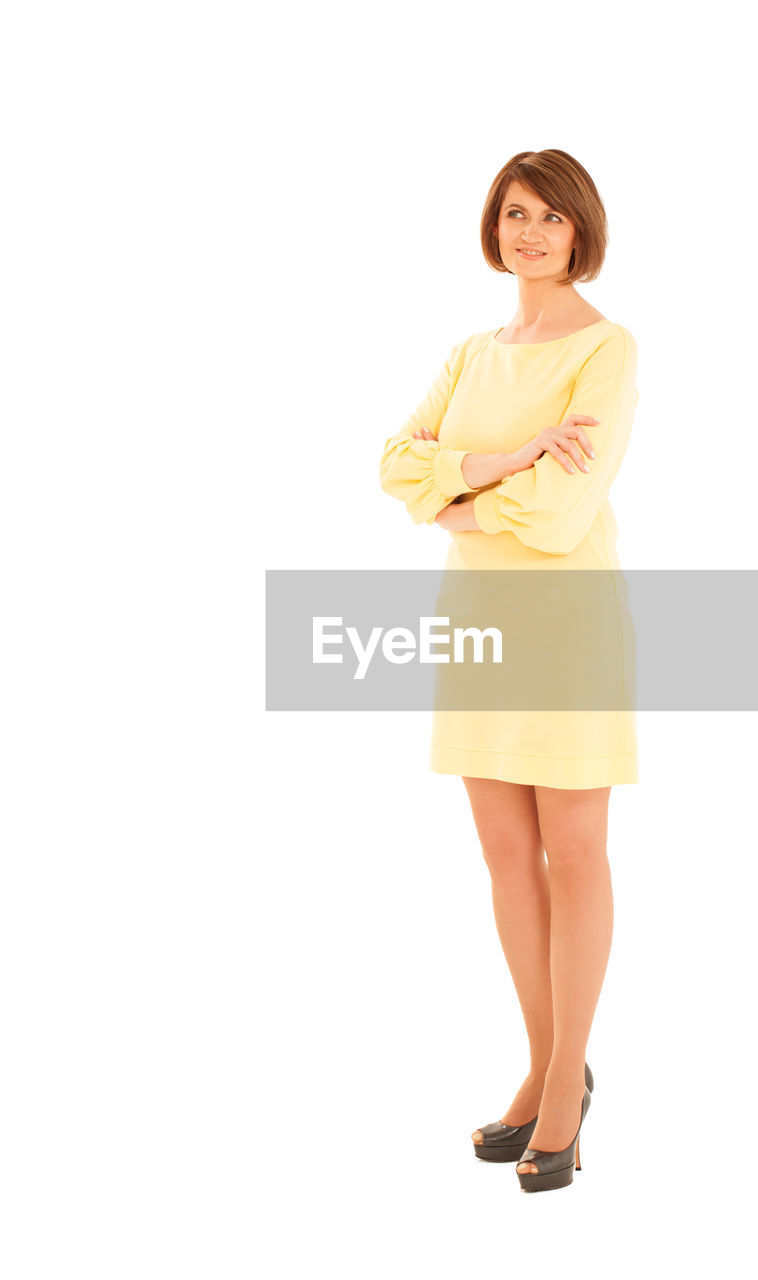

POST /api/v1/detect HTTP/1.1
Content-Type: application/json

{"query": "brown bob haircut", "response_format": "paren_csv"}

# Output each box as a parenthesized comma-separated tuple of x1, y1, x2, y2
(480, 149, 608, 285)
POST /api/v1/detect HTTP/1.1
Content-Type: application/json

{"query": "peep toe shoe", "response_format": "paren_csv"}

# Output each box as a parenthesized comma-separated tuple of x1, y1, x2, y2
(472, 1061, 594, 1163)
(515, 1083, 592, 1192)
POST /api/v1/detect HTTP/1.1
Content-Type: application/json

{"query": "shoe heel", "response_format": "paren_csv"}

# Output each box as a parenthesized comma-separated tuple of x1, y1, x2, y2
(575, 1133, 581, 1171)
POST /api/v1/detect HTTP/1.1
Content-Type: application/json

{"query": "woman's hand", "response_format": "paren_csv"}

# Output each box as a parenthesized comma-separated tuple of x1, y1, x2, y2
(434, 499, 481, 531)
(525, 414, 601, 474)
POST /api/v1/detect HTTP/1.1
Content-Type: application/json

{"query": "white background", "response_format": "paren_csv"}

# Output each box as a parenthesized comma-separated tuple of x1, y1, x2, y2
(1, 1, 756, 1276)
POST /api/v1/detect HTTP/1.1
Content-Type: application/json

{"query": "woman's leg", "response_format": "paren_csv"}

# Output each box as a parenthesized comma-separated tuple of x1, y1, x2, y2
(516, 784, 613, 1175)
(462, 777, 555, 1140)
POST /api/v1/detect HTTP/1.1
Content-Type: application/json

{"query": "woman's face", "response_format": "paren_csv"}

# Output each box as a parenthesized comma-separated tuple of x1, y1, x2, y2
(496, 179, 577, 276)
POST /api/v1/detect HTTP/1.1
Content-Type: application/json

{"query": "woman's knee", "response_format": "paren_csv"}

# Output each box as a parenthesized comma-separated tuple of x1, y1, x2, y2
(478, 828, 545, 878)
(535, 786, 610, 873)
(462, 777, 543, 876)
(543, 836, 607, 874)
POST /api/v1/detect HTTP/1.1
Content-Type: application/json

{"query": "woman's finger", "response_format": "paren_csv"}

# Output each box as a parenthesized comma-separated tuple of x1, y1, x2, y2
(575, 429, 597, 458)
(560, 439, 591, 471)
(548, 441, 576, 473)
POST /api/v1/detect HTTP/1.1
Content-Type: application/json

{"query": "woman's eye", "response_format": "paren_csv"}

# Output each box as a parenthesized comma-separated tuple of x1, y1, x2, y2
(506, 210, 562, 222)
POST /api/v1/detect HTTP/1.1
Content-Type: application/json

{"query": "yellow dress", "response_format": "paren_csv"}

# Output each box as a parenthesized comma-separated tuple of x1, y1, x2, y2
(378, 321, 640, 790)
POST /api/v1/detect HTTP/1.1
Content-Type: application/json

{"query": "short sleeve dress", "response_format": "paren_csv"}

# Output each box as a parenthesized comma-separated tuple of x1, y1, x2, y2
(378, 321, 640, 790)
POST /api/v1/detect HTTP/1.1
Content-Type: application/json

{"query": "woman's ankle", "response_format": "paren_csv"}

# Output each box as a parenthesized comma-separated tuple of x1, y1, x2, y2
(543, 1056, 587, 1086)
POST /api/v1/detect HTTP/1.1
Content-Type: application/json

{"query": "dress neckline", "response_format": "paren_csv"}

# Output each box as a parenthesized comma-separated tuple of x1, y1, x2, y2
(491, 320, 613, 349)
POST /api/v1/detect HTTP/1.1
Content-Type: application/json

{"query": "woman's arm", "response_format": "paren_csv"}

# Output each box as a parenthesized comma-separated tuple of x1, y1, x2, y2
(380, 337, 529, 524)
(435, 437, 548, 530)
(434, 499, 485, 531)
(470, 328, 639, 554)
(409, 425, 520, 490)
(379, 339, 483, 524)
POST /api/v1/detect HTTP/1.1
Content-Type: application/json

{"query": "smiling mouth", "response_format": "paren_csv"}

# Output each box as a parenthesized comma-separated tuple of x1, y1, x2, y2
(517, 248, 546, 257)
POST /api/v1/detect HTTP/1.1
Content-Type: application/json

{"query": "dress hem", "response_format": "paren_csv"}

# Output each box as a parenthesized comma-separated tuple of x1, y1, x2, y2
(429, 743, 639, 789)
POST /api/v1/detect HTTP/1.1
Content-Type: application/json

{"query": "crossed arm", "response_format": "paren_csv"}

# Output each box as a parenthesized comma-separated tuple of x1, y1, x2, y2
(378, 328, 639, 556)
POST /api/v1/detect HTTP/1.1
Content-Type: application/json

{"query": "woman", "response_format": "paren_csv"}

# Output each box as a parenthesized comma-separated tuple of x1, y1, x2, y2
(378, 149, 639, 1193)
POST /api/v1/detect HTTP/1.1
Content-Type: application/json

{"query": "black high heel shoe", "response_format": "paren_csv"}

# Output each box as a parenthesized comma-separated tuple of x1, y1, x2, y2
(515, 1084, 591, 1192)
(472, 1061, 594, 1163)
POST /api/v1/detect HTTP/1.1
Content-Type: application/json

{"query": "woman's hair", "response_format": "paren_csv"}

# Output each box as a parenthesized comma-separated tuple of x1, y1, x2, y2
(480, 149, 608, 284)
